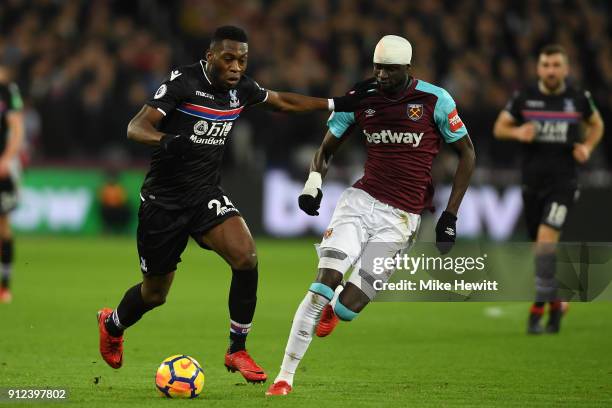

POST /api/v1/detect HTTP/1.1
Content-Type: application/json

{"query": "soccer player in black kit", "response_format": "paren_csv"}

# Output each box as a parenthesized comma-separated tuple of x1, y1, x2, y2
(0, 63, 24, 304)
(96, 26, 374, 382)
(494, 45, 604, 334)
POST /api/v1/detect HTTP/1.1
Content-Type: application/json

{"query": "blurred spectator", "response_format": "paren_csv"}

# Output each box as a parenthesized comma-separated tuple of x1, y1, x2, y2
(98, 170, 131, 233)
(0, 0, 609, 172)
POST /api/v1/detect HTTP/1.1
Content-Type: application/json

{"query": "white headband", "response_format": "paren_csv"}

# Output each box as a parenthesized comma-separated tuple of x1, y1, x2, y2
(373, 35, 412, 65)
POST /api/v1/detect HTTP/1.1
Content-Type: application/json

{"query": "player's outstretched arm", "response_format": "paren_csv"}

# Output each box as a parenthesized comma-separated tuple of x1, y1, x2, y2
(298, 130, 347, 216)
(127, 105, 191, 156)
(264, 80, 376, 113)
(264, 91, 330, 112)
(573, 110, 604, 163)
(493, 111, 536, 143)
(435, 135, 476, 254)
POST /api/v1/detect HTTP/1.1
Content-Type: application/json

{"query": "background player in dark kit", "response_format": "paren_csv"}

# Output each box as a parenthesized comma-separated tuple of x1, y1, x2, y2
(493, 44, 604, 334)
(97, 26, 374, 383)
(0, 63, 24, 304)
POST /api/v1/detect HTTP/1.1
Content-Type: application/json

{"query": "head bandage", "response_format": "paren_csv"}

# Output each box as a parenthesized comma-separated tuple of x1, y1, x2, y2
(373, 35, 412, 65)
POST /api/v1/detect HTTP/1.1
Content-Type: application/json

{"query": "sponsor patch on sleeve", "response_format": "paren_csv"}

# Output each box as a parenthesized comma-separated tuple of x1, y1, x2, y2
(448, 108, 464, 132)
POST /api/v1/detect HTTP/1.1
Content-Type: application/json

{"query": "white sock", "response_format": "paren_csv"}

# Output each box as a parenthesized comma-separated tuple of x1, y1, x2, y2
(274, 291, 330, 386)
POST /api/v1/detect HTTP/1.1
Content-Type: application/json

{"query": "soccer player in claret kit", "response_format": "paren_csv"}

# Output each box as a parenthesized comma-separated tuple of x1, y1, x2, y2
(96, 26, 374, 383)
(493, 44, 604, 334)
(0, 63, 24, 304)
(266, 35, 476, 395)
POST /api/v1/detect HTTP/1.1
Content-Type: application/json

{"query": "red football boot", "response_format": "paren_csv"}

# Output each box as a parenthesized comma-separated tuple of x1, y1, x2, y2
(316, 304, 339, 337)
(224, 350, 267, 383)
(97, 308, 123, 369)
(266, 380, 292, 396)
(0, 287, 12, 303)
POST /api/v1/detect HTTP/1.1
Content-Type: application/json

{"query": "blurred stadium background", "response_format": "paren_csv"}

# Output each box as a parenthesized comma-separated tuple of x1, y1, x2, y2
(1, 1, 612, 406)
(1, 0, 611, 241)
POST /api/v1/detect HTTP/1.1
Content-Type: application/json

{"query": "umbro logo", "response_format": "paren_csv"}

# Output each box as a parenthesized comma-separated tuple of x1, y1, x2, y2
(365, 108, 376, 117)
(445, 227, 455, 236)
(170, 70, 182, 81)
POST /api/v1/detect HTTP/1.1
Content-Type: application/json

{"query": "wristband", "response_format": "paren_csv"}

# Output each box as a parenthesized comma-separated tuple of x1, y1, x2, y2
(303, 171, 322, 193)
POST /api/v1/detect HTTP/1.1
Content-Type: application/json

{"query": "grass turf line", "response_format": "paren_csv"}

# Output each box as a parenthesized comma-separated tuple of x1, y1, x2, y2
(0, 236, 610, 407)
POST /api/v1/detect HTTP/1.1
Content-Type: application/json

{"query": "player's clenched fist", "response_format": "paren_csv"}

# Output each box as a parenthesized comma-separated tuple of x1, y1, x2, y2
(572, 143, 591, 163)
(298, 172, 323, 216)
(160, 134, 192, 156)
(435, 211, 457, 254)
(514, 122, 537, 143)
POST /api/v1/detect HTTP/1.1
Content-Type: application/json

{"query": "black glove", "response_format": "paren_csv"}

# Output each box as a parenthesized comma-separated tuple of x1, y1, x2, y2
(160, 134, 192, 157)
(332, 78, 378, 112)
(435, 211, 457, 254)
(298, 188, 323, 216)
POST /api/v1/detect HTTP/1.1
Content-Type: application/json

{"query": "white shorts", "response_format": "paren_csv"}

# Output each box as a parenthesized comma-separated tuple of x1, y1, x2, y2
(317, 187, 421, 299)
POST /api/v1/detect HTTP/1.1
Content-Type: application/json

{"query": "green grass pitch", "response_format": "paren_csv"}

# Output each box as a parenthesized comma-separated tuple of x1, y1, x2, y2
(0, 236, 611, 407)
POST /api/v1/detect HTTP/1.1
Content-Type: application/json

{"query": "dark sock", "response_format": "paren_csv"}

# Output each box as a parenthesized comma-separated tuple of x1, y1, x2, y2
(535, 253, 556, 303)
(1, 239, 13, 289)
(549, 300, 562, 311)
(229, 332, 247, 354)
(105, 283, 155, 337)
(228, 265, 258, 353)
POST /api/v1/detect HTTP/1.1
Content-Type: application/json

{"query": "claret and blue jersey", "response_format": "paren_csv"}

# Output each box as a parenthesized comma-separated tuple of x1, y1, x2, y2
(327, 78, 468, 214)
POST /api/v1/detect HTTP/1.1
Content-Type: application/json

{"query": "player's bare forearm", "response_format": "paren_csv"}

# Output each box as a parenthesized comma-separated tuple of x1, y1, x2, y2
(493, 111, 523, 140)
(265, 91, 329, 113)
(582, 110, 604, 151)
(493, 111, 516, 139)
(445, 135, 476, 216)
(2, 111, 24, 161)
(493, 111, 536, 143)
(127, 105, 166, 146)
(310, 131, 345, 178)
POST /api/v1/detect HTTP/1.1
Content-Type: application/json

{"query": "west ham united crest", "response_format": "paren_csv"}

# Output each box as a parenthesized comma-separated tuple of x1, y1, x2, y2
(407, 103, 423, 121)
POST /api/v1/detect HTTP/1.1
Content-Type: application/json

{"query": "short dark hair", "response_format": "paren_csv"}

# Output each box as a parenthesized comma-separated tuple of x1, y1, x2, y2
(539, 44, 567, 58)
(212, 26, 248, 44)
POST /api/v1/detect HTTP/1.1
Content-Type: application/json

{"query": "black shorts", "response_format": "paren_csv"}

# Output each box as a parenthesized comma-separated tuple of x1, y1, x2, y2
(136, 189, 241, 275)
(522, 183, 579, 240)
(0, 177, 17, 215)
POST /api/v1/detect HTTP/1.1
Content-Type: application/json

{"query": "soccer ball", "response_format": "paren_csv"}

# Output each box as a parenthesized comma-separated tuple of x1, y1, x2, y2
(155, 355, 205, 398)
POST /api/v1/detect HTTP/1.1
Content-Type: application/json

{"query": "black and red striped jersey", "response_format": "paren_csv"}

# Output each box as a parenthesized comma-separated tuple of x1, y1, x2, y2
(504, 83, 597, 187)
(142, 60, 267, 209)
